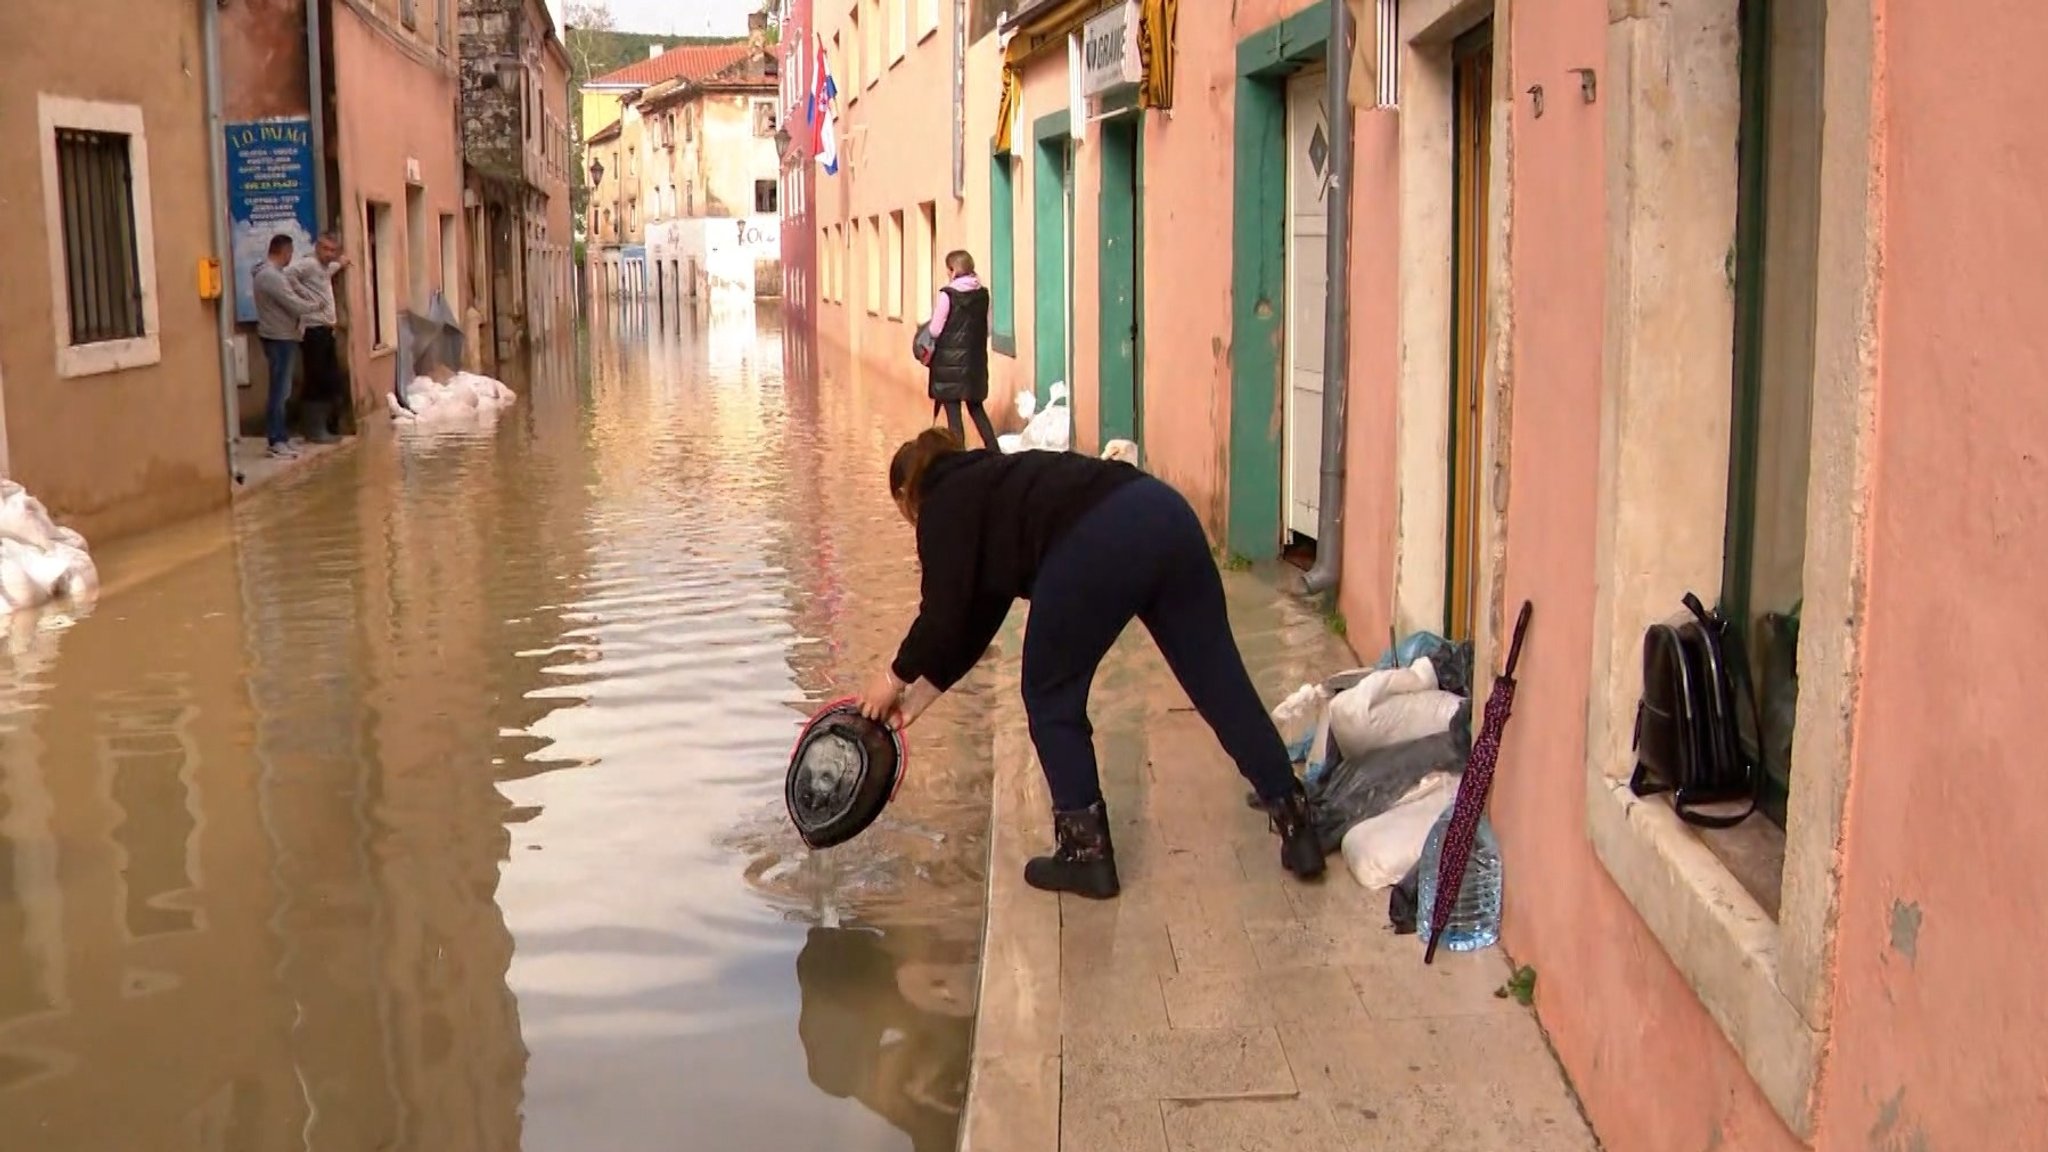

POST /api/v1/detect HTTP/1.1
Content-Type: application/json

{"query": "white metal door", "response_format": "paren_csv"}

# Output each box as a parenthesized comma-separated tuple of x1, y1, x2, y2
(1284, 68, 1330, 540)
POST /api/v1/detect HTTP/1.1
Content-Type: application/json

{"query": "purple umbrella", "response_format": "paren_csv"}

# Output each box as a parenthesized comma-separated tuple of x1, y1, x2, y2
(1426, 600, 1533, 965)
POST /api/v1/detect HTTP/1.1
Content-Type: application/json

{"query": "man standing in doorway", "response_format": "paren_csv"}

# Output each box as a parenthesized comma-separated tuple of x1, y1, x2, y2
(290, 231, 349, 444)
(252, 234, 321, 460)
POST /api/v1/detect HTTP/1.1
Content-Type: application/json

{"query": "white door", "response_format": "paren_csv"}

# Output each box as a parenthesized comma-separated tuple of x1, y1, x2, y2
(1284, 68, 1331, 540)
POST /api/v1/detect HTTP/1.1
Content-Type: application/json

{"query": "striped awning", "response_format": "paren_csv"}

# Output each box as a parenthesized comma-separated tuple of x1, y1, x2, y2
(993, 0, 1180, 146)
(1138, 0, 1178, 110)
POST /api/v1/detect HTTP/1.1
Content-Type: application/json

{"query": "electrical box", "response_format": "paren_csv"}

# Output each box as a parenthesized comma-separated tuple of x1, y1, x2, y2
(198, 258, 223, 301)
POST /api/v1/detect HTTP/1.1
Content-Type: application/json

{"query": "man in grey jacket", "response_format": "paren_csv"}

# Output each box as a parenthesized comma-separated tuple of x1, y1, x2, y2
(253, 234, 321, 459)
(289, 231, 349, 445)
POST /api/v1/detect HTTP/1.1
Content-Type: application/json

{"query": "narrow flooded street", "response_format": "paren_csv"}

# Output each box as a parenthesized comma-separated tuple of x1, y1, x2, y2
(0, 308, 1346, 1152)
(0, 309, 996, 1152)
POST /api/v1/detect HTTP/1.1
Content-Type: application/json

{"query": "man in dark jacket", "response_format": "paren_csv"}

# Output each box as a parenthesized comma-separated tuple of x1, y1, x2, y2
(921, 251, 998, 448)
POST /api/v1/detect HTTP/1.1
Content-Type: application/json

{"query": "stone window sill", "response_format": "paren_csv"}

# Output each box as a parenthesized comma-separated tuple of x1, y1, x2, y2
(1585, 763, 1820, 1135)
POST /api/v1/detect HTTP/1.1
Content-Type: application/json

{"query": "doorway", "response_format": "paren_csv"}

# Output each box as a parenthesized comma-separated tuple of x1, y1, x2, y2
(1445, 20, 1494, 642)
(1284, 67, 1331, 545)
(405, 184, 428, 312)
(1033, 113, 1073, 410)
(1097, 114, 1143, 452)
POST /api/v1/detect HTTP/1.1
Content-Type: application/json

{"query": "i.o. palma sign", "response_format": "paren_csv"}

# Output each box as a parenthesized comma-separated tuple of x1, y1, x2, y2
(1080, 0, 1142, 99)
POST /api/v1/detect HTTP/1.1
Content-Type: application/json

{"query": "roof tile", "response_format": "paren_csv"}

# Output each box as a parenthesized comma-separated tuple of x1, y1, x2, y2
(587, 42, 753, 90)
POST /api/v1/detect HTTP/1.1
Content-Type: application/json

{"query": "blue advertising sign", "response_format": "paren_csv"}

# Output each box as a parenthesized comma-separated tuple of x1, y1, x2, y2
(224, 117, 317, 324)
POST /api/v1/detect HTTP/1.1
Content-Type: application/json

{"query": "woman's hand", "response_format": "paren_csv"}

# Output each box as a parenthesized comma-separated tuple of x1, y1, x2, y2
(895, 678, 942, 729)
(859, 667, 904, 724)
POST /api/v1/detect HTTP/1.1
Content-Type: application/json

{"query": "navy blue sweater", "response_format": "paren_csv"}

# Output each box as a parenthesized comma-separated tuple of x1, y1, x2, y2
(890, 450, 1141, 689)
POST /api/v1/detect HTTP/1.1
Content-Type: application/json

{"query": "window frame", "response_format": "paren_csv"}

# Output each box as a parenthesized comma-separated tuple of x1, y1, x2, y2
(366, 199, 397, 352)
(1584, 0, 1879, 1136)
(887, 208, 905, 320)
(38, 96, 163, 379)
(755, 179, 780, 215)
(988, 148, 1017, 356)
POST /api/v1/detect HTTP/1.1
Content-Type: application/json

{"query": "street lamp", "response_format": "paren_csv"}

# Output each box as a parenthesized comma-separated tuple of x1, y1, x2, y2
(588, 157, 605, 187)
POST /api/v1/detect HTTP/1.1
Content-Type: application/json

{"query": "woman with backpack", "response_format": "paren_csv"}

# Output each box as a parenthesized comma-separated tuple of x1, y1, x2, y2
(920, 250, 999, 448)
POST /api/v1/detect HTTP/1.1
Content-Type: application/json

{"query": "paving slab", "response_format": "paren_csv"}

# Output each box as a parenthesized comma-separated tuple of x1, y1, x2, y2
(957, 585, 1597, 1152)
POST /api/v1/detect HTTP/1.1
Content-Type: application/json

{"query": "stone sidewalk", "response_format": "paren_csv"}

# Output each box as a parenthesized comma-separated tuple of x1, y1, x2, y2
(959, 629, 1599, 1152)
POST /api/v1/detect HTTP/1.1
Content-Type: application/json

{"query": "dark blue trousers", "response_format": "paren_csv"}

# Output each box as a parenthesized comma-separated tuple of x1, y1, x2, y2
(1023, 475, 1298, 812)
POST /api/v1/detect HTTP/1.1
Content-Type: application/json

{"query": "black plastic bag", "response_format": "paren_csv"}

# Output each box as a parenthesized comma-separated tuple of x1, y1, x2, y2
(1421, 638, 1476, 699)
(1305, 717, 1470, 855)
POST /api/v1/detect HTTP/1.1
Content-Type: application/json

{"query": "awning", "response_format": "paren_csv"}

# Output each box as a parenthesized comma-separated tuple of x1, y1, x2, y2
(1138, 0, 1178, 110)
(992, 0, 1180, 148)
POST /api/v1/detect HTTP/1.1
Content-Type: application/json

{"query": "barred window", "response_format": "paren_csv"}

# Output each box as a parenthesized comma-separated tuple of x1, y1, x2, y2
(54, 128, 146, 347)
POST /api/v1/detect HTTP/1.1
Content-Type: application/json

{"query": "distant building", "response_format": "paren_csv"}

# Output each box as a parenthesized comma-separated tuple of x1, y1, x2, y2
(770, 0, 817, 322)
(580, 41, 757, 304)
(458, 0, 575, 370)
(641, 30, 785, 311)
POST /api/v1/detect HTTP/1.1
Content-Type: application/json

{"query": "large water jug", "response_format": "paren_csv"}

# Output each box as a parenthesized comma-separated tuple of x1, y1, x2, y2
(1416, 807, 1502, 952)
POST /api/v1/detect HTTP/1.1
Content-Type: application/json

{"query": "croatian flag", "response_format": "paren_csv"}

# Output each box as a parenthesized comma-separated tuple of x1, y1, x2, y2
(810, 34, 840, 175)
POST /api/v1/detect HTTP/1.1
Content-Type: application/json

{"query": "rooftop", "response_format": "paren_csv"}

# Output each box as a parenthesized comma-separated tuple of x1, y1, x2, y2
(585, 41, 753, 91)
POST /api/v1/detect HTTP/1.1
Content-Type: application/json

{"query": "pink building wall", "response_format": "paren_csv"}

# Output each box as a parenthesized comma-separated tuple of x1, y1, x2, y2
(1000, 2, 2048, 1148)
(1450, 3, 2048, 1150)
(328, 4, 466, 414)
(1816, 3, 2048, 1146)
(1332, 109, 1401, 653)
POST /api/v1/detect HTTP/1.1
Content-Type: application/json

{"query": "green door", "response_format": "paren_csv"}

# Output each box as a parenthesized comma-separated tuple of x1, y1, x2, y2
(1097, 116, 1143, 451)
(1033, 116, 1072, 408)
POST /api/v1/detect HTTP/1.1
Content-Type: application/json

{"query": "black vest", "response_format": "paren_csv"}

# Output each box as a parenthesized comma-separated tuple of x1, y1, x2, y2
(929, 286, 991, 402)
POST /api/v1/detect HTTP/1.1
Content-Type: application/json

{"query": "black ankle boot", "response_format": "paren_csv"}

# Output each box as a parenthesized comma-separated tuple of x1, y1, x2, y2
(1023, 801, 1120, 900)
(1266, 786, 1327, 881)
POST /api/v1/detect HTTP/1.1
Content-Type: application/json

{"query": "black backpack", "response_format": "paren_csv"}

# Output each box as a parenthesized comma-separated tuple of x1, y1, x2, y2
(1629, 592, 1758, 828)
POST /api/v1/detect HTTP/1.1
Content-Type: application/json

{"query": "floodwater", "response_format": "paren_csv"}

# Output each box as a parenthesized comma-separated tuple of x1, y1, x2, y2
(0, 307, 999, 1151)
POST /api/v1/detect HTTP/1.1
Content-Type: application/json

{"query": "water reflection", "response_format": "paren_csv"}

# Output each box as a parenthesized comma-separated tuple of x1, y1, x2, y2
(0, 308, 993, 1150)
(797, 925, 973, 1152)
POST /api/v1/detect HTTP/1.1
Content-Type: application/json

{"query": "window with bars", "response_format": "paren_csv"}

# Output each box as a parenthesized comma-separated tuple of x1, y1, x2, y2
(55, 128, 146, 347)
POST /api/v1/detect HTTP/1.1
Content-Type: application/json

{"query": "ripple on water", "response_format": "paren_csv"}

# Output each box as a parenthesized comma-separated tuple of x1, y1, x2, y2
(0, 312, 994, 1152)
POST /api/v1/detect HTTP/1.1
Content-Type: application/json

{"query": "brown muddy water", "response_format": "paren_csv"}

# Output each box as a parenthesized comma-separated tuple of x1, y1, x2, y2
(0, 309, 998, 1152)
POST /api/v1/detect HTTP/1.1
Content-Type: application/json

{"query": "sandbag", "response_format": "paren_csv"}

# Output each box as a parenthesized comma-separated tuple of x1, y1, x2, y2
(0, 539, 74, 611)
(1271, 683, 1330, 764)
(1340, 773, 1458, 890)
(1327, 657, 1457, 757)
(0, 486, 54, 551)
(1307, 725, 1469, 853)
(1014, 383, 1071, 453)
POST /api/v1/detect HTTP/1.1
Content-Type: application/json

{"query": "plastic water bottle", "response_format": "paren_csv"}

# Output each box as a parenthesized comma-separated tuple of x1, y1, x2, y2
(1417, 807, 1503, 952)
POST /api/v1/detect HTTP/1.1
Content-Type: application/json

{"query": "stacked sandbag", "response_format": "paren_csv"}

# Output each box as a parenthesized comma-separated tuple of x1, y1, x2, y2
(0, 481, 98, 612)
(1002, 384, 1072, 454)
(388, 371, 519, 426)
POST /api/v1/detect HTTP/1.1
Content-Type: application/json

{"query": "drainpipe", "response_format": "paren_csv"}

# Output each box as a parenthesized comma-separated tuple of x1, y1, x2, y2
(307, 0, 330, 227)
(1299, 0, 1354, 597)
(201, 0, 246, 485)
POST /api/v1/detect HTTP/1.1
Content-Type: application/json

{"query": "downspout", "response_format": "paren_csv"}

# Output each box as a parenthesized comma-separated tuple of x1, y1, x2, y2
(1299, 0, 1354, 596)
(307, 0, 330, 227)
(201, 0, 246, 485)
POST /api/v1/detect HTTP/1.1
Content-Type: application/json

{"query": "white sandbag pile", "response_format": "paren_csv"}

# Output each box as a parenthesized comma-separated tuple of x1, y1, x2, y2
(0, 481, 98, 612)
(1001, 383, 1072, 454)
(386, 371, 518, 426)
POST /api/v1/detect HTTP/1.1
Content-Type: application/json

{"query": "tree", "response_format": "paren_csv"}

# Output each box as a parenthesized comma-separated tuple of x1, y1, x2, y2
(563, 0, 615, 229)
(562, 0, 616, 84)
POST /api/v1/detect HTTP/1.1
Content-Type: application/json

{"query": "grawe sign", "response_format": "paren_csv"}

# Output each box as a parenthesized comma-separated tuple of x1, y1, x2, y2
(1080, 1, 1141, 99)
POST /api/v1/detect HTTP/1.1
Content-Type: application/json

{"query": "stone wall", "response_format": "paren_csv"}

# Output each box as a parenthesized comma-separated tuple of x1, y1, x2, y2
(458, 0, 525, 181)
